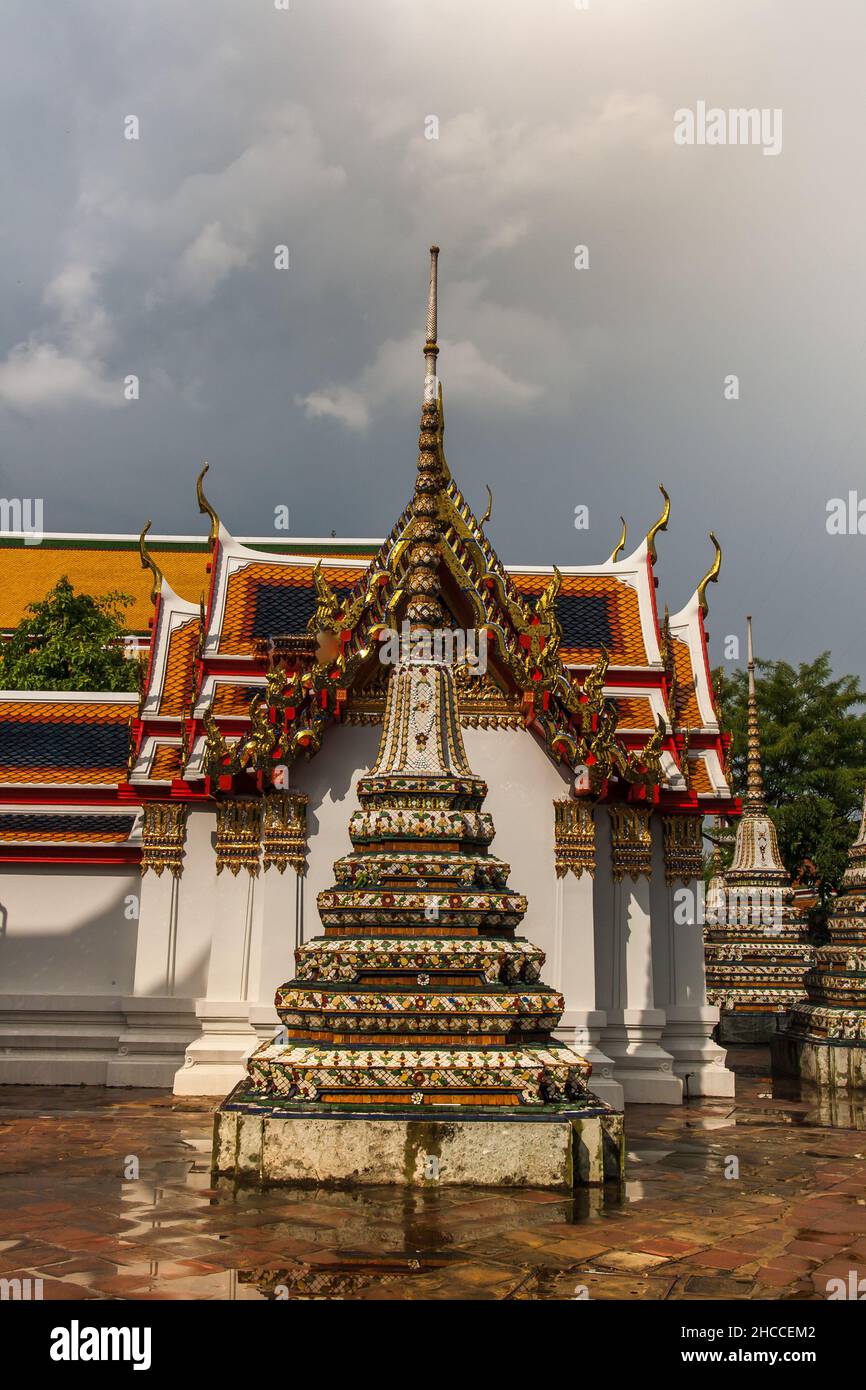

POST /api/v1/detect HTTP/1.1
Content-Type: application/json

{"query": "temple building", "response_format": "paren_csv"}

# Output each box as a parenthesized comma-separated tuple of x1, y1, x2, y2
(703, 618, 814, 1042)
(0, 248, 738, 1108)
(772, 789, 866, 1093)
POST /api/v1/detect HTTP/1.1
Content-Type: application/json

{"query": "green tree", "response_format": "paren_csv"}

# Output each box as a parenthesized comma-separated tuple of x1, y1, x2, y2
(0, 576, 138, 692)
(713, 654, 866, 923)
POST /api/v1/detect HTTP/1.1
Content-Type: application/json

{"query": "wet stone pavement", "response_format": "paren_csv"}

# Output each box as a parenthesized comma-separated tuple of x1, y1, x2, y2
(1, 1048, 865, 1301)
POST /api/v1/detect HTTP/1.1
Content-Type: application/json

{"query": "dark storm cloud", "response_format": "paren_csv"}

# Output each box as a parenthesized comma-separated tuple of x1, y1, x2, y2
(0, 0, 864, 675)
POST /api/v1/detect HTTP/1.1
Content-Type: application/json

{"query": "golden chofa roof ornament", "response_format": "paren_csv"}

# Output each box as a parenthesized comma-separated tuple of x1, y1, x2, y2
(196, 461, 220, 544)
(608, 515, 627, 563)
(138, 520, 163, 605)
(646, 484, 670, 564)
(697, 532, 722, 615)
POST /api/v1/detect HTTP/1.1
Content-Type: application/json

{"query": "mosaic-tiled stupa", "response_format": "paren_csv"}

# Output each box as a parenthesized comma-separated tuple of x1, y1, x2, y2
(213, 249, 621, 1188)
(772, 789, 866, 1091)
(704, 617, 814, 1042)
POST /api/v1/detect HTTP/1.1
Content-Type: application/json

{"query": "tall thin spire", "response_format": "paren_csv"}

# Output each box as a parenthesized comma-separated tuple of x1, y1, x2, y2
(423, 245, 439, 404)
(405, 247, 445, 630)
(744, 615, 766, 812)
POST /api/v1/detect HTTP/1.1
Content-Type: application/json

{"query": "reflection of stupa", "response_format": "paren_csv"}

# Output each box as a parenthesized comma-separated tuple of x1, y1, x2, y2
(773, 789, 866, 1092)
(703, 618, 813, 1042)
(213, 250, 621, 1187)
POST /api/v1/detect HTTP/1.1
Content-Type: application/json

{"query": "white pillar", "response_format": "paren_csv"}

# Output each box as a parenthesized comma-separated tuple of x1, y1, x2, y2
(653, 816, 735, 1098)
(598, 807, 682, 1104)
(551, 801, 622, 1108)
(174, 799, 262, 1096)
(248, 862, 304, 1044)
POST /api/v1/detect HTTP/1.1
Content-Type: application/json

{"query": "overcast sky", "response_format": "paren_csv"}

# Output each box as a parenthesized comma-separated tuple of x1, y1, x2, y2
(0, 0, 864, 678)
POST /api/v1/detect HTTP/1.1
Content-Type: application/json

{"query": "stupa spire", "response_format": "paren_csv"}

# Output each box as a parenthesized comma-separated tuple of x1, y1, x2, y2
(406, 246, 446, 630)
(744, 615, 766, 813)
(423, 244, 439, 405)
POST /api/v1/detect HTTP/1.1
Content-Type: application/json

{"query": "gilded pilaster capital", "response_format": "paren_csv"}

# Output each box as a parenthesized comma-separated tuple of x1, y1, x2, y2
(553, 798, 596, 879)
(608, 805, 653, 881)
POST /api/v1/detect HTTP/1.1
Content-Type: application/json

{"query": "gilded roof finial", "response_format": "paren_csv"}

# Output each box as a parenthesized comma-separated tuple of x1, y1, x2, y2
(196, 462, 220, 544)
(646, 485, 670, 564)
(406, 247, 445, 630)
(609, 515, 627, 562)
(697, 532, 722, 615)
(479, 484, 493, 529)
(423, 245, 440, 406)
(138, 520, 163, 605)
(744, 614, 766, 813)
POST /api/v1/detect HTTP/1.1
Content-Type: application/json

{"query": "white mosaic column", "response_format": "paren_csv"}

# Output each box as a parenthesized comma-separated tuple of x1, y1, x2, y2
(597, 807, 682, 1103)
(653, 815, 735, 1098)
(551, 801, 623, 1109)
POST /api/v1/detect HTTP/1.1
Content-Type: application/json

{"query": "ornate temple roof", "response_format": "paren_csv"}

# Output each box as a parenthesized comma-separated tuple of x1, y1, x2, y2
(0, 252, 738, 860)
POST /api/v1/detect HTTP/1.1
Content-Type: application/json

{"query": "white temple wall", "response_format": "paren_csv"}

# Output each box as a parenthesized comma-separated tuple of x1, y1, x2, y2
(461, 726, 570, 965)
(0, 864, 138, 993)
(0, 864, 140, 1084)
(292, 723, 382, 947)
(0, 723, 734, 1101)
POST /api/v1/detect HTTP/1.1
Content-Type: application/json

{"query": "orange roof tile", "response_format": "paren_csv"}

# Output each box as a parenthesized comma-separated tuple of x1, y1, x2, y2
(219, 562, 367, 657)
(612, 696, 656, 729)
(0, 542, 209, 634)
(149, 745, 183, 781)
(671, 635, 703, 729)
(159, 618, 199, 717)
(511, 572, 648, 666)
(687, 753, 713, 796)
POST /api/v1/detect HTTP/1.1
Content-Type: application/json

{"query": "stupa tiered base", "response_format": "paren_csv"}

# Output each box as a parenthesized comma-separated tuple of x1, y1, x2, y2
(706, 929, 815, 1043)
(772, 793, 866, 1093)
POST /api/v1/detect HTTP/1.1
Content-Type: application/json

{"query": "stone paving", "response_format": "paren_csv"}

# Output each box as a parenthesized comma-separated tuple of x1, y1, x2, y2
(1, 1048, 865, 1301)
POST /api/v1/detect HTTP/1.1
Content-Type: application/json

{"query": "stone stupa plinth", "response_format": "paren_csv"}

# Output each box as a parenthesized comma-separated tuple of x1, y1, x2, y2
(212, 249, 622, 1189)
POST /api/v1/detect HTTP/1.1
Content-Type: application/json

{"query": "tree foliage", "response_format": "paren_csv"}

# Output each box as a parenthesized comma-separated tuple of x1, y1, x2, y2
(713, 654, 866, 918)
(0, 576, 138, 692)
